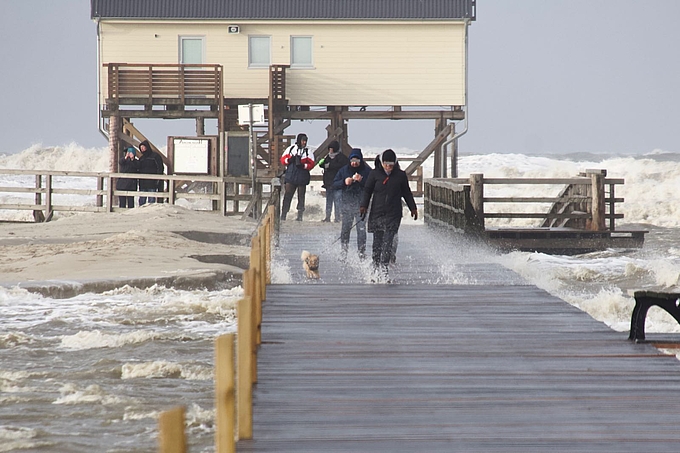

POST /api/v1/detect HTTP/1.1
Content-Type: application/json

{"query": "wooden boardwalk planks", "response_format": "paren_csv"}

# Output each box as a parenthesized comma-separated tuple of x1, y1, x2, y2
(237, 222, 680, 452)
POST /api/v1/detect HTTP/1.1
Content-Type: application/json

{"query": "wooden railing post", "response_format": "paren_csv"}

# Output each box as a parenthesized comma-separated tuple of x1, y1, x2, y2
(45, 175, 53, 220)
(237, 295, 253, 439)
(590, 172, 606, 231)
(106, 175, 114, 212)
(96, 177, 104, 207)
(215, 334, 236, 453)
(33, 175, 45, 222)
(158, 406, 186, 453)
(469, 173, 484, 229)
(608, 182, 616, 231)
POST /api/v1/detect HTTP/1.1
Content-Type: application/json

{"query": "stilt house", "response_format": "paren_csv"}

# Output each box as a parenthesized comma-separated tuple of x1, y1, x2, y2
(91, 0, 476, 207)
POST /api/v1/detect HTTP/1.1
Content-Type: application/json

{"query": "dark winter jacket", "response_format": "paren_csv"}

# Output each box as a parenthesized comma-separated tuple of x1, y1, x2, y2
(280, 143, 314, 186)
(116, 154, 139, 191)
(360, 150, 417, 232)
(320, 151, 349, 189)
(138, 140, 164, 190)
(332, 149, 371, 213)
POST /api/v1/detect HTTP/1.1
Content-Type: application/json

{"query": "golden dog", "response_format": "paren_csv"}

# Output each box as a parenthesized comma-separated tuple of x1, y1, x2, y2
(301, 250, 320, 279)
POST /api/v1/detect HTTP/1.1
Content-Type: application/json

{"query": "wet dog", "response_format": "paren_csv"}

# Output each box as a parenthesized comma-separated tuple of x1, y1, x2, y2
(301, 250, 320, 279)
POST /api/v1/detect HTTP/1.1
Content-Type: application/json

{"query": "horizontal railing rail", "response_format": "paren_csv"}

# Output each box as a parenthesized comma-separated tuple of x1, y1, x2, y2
(424, 171, 624, 232)
(0, 169, 278, 222)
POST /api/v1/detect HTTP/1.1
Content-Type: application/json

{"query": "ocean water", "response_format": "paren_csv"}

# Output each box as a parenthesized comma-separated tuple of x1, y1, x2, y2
(1, 144, 679, 451)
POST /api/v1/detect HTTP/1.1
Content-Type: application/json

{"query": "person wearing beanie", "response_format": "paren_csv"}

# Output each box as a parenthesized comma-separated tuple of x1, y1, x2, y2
(279, 133, 315, 220)
(332, 148, 372, 259)
(360, 149, 418, 280)
(116, 147, 140, 208)
(317, 140, 349, 222)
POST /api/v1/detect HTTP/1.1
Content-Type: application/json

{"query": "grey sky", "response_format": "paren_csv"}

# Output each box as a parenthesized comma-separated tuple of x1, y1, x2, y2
(1, 0, 678, 155)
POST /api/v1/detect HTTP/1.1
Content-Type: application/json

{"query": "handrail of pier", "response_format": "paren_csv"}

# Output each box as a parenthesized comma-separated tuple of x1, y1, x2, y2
(425, 170, 624, 232)
(157, 205, 277, 452)
(0, 169, 279, 221)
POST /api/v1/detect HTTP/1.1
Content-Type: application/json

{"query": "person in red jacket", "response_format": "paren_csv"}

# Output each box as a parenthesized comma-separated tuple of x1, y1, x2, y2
(279, 133, 315, 221)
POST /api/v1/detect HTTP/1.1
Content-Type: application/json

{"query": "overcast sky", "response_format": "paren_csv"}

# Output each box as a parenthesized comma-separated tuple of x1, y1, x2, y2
(1, 0, 678, 155)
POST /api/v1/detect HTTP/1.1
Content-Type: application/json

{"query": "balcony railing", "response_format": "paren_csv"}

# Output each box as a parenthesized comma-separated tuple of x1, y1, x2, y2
(105, 63, 222, 106)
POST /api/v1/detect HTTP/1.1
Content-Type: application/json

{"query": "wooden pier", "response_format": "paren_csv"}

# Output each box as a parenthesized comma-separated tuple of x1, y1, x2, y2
(235, 222, 680, 452)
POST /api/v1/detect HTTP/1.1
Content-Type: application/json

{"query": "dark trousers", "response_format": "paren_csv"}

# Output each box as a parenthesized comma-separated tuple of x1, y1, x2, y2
(139, 188, 158, 206)
(341, 208, 366, 257)
(372, 227, 398, 271)
(119, 196, 135, 208)
(325, 188, 342, 221)
(281, 183, 306, 220)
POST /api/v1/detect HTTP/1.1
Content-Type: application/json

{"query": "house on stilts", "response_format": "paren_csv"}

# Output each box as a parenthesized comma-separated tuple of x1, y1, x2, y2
(91, 0, 476, 216)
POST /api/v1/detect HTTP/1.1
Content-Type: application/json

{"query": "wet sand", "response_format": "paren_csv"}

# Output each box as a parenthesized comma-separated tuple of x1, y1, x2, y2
(0, 204, 254, 297)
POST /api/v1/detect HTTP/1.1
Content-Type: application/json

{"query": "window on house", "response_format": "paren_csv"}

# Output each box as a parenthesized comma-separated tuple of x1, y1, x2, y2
(180, 37, 204, 64)
(291, 36, 313, 67)
(249, 36, 271, 68)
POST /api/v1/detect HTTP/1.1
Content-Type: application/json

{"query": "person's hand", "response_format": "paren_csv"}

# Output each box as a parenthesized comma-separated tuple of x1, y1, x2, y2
(345, 177, 353, 186)
(353, 173, 362, 182)
(359, 206, 367, 220)
(411, 209, 418, 221)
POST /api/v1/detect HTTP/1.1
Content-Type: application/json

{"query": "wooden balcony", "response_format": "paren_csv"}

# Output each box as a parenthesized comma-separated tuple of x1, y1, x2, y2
(104, 63, 223, 115)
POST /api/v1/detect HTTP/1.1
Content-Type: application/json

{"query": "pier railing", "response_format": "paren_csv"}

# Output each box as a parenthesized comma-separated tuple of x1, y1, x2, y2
(0, 169, 279, 222)
(157, 205, 276, 452)
(424, 170, 624, 232)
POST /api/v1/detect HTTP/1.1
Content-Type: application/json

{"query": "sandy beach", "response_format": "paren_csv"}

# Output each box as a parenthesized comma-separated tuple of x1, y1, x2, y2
(0, 204, 254, 297)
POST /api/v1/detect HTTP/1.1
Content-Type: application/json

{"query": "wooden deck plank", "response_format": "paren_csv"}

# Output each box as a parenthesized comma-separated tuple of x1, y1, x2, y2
(237, 223, 680, 452)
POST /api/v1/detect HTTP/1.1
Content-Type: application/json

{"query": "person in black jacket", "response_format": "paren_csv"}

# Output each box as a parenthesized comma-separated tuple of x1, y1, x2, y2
(360, 149, 418, 278)
(137, 140, 164, 206)
(116, 147, 139, 208)
(332, 148, 371, 259)
(318, 140, 349, 222)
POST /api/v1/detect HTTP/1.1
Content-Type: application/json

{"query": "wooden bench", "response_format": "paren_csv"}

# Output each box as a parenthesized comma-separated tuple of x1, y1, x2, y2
(629, 291, 680, 341)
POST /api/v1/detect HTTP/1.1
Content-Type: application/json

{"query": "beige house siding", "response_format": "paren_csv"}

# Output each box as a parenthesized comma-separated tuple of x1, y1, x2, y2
(99, 21, 467, 106)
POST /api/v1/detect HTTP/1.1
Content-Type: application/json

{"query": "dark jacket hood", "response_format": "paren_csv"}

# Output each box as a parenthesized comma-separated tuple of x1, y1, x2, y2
(139, 140, 152, 153)
(374, 149, 401, 173)
(349, 148, 364, 161)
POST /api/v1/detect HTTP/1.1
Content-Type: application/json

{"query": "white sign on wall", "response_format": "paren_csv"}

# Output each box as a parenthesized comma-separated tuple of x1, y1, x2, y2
(173, 138, 209, 174)
(238, 104, 266, 125)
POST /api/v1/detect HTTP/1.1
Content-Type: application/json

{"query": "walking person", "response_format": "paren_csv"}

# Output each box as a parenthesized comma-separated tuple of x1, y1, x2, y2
(279, 133, 315, 221)
(137, 140, 164, 206)
(317, 140, 348, 222)
(332, 148, 371, 259)
(116, 147, 139, 208)
(360, 149, 418, 279)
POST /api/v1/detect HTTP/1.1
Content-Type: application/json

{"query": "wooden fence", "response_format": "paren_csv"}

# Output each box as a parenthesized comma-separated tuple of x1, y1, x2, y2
(0, 169, 280, 221)
(157, 205, 276, 452)
(424, 170, 625, 232)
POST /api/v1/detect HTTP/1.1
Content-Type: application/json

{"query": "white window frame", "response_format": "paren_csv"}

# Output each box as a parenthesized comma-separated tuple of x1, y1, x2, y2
(179, 36, 205, 64)
(290, 36, 314, 68)
(248, 35, 271, 68)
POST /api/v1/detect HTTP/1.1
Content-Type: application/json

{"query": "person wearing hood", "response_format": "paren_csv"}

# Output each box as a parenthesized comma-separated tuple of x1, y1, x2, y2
(360, 149, 418, 277)
(116, 147, 140, 208)
(332, 148, 372, 259)
(279, 133, 315, 221)
(137, 140, 164, 205)
(317, 140, 349, 222)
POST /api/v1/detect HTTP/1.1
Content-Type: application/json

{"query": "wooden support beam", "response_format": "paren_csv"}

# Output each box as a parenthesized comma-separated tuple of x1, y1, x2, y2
(284, 110, 465, 121)
(403, 123, 454, 176)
